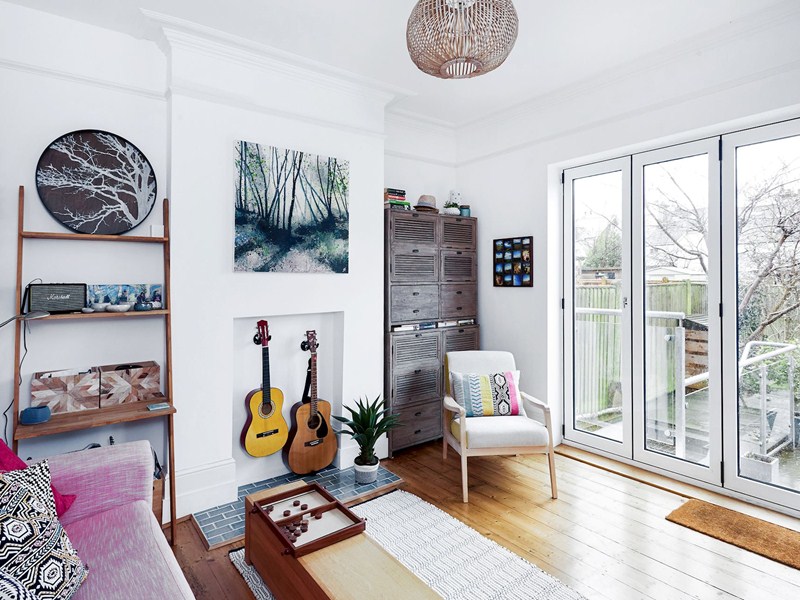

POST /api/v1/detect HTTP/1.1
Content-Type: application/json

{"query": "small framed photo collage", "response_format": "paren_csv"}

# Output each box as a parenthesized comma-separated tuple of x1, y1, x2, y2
(493, 236, 533, 287)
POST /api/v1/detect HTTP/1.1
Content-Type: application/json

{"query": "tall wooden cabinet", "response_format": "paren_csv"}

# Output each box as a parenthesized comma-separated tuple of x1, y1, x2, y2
(384, 210, 479, 454)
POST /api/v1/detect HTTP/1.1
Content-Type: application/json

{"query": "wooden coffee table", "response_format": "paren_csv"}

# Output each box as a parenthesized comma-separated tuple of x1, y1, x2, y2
(244, 481, 439, 600)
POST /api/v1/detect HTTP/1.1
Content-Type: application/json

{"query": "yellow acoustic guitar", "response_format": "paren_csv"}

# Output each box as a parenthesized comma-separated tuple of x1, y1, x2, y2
(285, 330, 338, 474)
(241, 320, 289, 457)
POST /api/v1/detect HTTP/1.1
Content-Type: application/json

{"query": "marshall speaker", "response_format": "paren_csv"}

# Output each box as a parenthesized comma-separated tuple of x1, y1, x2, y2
(26, 283, 87, 314)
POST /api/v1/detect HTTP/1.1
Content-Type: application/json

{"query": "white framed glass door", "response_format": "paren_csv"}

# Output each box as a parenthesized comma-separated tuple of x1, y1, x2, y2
(564, 158, 633, 457)
(632, 139, 722, 484)
(722, 120, 800, 510)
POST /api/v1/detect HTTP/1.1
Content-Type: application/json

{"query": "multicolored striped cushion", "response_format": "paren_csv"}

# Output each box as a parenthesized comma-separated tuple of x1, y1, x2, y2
(451, 371, 521, 417)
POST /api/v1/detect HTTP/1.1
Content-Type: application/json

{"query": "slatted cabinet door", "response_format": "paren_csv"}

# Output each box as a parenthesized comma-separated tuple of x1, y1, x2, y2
(443, 325, 480, 354)
(389, 211, 438, 247)
(440, 250, 477, 282)
(388, 212, 439, 282)
(440, 216, 476, 250)
(390, 331, 441, 407)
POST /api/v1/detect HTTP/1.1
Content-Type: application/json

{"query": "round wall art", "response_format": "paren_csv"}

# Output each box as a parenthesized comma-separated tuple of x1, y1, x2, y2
(35, 129, 157, 235)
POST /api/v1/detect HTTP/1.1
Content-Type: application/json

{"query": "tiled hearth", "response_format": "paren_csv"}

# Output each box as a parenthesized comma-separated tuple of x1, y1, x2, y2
(192, 464, 402, 548)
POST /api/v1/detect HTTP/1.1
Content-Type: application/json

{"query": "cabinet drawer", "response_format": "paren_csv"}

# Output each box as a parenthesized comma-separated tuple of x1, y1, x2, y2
(391, 401, 442, 450)
(391, 331, 440, 373)
(440, 284, 477, 319)
(440, 250, 476, 282)
(392, 368, 441, 406)
(390, 248, 438, 282)
(443, 325, 480, 354)
(440, 216, 476, 249)
(391, 285, 439, 323)
(389, 211, 438, 247)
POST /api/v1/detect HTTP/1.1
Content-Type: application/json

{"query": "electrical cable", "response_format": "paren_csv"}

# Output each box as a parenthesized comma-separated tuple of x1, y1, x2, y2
(3, 278, 44, 445)
(3, 321, 29, 446)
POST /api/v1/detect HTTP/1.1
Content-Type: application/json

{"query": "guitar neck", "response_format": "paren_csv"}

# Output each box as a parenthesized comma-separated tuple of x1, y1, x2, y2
(261, 347, 271, 404)
(310, 354, 318, 415)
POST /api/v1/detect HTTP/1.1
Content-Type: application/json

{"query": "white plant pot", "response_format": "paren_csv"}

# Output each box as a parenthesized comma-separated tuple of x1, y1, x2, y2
(443, 207, 461, 215)
(354, 460, 380, 485)
(739, 454, 779, 483)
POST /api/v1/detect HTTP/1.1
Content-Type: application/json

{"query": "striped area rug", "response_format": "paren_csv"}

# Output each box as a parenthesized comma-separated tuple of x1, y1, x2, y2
(230, 490, 585, 600)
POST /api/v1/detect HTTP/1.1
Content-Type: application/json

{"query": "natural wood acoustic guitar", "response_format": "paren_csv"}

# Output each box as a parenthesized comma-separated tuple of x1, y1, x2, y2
(285, 330, 338, 474)
(241, 320, 289, 457)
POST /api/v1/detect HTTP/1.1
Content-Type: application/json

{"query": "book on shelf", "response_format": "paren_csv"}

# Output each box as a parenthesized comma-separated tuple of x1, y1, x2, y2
(438, 321, 459, 328)
(384, 194, 406, 202)
(384, 187, 406, 196)
(457, 319, 476, 326)
(417, 322, 437, 330)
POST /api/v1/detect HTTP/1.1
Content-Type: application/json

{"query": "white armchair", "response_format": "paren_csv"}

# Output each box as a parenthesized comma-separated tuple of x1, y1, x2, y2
(443, 350, 557, 503)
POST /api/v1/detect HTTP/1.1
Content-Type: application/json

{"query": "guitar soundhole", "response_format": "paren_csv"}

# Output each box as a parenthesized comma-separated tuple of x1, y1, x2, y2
(307, 414, 321, 430)
(258, 402, 275, 419)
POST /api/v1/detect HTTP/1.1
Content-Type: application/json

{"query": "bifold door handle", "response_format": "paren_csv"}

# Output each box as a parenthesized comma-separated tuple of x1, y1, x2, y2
(412, 292, 420, 296)
(412, 249, 419, 253)
(414, 411, 422, 417)
(414, 429, 422, 435)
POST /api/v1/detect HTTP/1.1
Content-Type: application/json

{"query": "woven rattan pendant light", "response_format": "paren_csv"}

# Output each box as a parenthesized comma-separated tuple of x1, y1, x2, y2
(406, 0, 519, 79)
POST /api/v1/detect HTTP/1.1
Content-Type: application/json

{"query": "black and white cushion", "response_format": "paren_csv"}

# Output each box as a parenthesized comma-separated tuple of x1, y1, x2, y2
(0, 570, 41, 600)
(0, 470, 87, 600)
(1, 461, 57, 516)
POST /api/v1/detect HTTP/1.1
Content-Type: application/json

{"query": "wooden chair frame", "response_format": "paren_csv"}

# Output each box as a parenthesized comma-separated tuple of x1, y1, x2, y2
(442, 390, 557, 503)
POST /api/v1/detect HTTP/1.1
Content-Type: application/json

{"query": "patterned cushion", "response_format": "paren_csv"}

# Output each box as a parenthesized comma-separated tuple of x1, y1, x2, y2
(0, 441, 75, 517)
(0, 570, 41, 600)
(0, 470, 88, 600)
(451, 371, 521, 417)
(2, 462, 58, 518)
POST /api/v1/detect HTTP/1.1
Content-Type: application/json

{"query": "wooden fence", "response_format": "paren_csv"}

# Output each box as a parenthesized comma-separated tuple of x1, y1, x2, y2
(573, 281, 707, 419)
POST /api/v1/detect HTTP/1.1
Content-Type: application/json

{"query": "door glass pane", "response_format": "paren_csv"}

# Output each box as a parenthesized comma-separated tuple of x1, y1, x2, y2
(643, 155, 711, 465)
(736, 135, 800, 491)
(573, 171, 624, 442)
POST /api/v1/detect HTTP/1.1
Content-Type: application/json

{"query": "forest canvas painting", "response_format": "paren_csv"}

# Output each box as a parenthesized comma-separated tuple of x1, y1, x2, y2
(234, 140, 349, 273)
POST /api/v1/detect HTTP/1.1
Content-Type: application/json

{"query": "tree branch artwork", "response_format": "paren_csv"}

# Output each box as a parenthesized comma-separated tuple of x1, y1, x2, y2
(36, 130, 157, 235)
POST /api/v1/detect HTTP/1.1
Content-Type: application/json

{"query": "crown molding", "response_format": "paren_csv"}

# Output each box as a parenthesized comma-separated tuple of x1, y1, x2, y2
(384, 149, 457, 169)
(167, 81, 388, 140)
(456, 0, 800, 130)
(0, 56, 165, 102)
(385, 108, 457, 131)
(457, 57, 800, 166)
(142, 9, 414, 108)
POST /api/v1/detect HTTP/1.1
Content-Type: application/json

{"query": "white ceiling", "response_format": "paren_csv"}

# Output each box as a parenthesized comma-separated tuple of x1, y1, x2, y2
(6, 0, 791, 126)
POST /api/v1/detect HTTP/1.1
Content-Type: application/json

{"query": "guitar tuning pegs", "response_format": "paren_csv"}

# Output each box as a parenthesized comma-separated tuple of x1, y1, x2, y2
(253, 333, 262, 345)
(300, 340, 309, 351)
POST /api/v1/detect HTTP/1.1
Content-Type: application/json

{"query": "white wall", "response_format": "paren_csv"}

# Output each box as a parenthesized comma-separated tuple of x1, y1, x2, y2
(0, 2, 169, 461)
(454, 7, 800, 444)
(0, 3, 396, 519)
(160, 17, 393, 514)
(384, 113, 457, 207)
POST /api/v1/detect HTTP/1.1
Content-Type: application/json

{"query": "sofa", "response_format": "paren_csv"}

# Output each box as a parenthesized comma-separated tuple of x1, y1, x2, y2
(45, 440, 194, 600)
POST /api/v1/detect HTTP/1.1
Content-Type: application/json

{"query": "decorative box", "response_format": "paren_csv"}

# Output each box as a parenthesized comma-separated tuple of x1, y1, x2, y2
(31, 367, 100, 413)
(99, 361, 161, 406)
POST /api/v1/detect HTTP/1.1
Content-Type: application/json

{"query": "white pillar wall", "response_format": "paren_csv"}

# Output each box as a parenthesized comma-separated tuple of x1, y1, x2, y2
(160, 18, 394, 514)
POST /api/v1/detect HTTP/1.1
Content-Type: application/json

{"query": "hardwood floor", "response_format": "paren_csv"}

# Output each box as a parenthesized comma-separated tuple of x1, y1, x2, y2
(175, 442, 800, 600)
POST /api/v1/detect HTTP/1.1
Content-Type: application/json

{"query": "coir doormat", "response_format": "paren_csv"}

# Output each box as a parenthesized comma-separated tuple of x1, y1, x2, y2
(667, 498, 800, 570)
